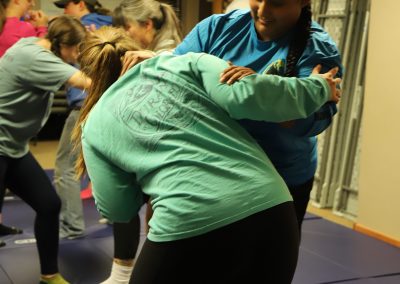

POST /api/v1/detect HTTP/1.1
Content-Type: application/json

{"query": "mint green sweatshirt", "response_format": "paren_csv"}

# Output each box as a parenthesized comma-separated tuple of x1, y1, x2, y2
(82, 52, 330, 242)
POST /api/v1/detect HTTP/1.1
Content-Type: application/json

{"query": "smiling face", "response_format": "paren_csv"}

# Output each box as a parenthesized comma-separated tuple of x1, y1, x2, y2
(249, 0, 309, 41)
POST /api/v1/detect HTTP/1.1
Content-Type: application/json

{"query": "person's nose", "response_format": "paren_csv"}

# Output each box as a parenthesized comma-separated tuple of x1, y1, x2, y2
(258, 1, 272, 19)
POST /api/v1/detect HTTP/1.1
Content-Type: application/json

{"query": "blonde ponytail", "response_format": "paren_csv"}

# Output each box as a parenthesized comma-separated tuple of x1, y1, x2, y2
(72, 26, 141, 177)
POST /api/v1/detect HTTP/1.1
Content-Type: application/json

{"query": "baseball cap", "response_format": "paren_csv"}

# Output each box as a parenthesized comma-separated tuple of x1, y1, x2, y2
(54, 0, 98, 8)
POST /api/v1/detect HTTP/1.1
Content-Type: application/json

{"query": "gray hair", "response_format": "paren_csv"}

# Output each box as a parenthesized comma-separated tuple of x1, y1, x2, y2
(113, 0, 182, 52)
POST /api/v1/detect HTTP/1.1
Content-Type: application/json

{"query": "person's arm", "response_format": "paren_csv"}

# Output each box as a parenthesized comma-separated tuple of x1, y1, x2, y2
(23, 48, 90, 93)
(288, 64, 341, 136)
(82, 137, 143, 223)
(67, 70, 91, 90)
(28, 10, 48, 37)
(195, 53, 337, 122)
(281, 33, 344, 136)
(17, 21, 37, 38)
(120, 50, 156, 77)
(218, 62, 341, 136)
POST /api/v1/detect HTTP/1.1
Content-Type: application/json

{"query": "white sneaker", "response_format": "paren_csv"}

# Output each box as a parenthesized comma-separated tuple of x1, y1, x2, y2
(98, 218, 112, 224)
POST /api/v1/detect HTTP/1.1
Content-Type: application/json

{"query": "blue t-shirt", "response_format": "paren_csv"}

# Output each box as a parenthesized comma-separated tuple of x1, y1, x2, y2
(67, 13, 113, 107)
(81, 13, 112, 29)
(175, 9, 343, 186)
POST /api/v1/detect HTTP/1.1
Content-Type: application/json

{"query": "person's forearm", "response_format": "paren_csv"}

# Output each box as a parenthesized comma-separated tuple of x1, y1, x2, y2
(68, 71, 91, 90)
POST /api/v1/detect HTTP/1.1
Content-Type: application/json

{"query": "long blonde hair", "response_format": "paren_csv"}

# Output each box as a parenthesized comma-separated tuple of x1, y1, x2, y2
(113, 0, 182, 52)
(72, 26, 141, 177)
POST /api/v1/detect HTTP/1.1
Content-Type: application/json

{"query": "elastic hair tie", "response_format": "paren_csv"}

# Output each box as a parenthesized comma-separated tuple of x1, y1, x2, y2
(103, 41, 116, 48)
(94, 41, 115, 48)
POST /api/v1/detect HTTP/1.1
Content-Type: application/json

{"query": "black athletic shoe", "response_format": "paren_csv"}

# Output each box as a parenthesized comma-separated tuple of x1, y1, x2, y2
(0, 224, 23, 236)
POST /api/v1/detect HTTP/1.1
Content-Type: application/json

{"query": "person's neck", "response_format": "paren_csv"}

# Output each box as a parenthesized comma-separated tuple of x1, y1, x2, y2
(77, 10, 90, 19)
(35, 38, 51, 50)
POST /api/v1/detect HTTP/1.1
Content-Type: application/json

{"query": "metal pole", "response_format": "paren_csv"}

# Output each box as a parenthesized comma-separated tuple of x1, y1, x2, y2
(333, 9, 370, 213)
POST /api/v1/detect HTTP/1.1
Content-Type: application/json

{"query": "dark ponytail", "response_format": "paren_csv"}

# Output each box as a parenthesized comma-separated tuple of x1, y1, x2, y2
(284, 4, 312, 77)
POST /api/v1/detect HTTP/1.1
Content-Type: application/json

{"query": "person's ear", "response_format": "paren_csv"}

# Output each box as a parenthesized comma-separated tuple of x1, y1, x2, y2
(79, 0, 86, 11)
(144, 19, 154, 32)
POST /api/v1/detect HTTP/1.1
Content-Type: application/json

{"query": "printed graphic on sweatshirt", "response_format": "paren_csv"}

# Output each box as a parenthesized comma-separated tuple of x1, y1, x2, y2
(113, 69, 202, 150)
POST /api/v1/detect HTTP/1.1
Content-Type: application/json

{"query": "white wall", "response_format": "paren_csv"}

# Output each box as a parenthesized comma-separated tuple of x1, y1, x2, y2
(357, 0, 400, 244)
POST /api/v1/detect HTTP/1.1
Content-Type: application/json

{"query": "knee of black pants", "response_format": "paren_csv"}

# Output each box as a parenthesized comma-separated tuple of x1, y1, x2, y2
(36, 194, 61, 217)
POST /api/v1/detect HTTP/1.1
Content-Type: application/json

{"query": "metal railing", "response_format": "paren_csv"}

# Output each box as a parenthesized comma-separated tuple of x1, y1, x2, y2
(311, 0, 371, 220)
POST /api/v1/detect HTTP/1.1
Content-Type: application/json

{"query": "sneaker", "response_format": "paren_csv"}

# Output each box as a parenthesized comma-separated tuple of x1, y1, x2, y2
(66, 234, 84, 240)
(39, 273, 69, 284)
(60, 232, 84, 240)
(98, 218, 112, 224)
(0, 224, 23, 236)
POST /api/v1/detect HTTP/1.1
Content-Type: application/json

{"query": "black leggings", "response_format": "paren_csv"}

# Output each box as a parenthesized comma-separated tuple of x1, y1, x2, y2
(288, 177, 314, 233)
(113, 215, 140, 260)
(132, 202, 299, 284)
(113, 177, 313, 266)
(0, 173, 6, 212)
(113, 196, 150, 260)
(0, 153, 61, 274)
